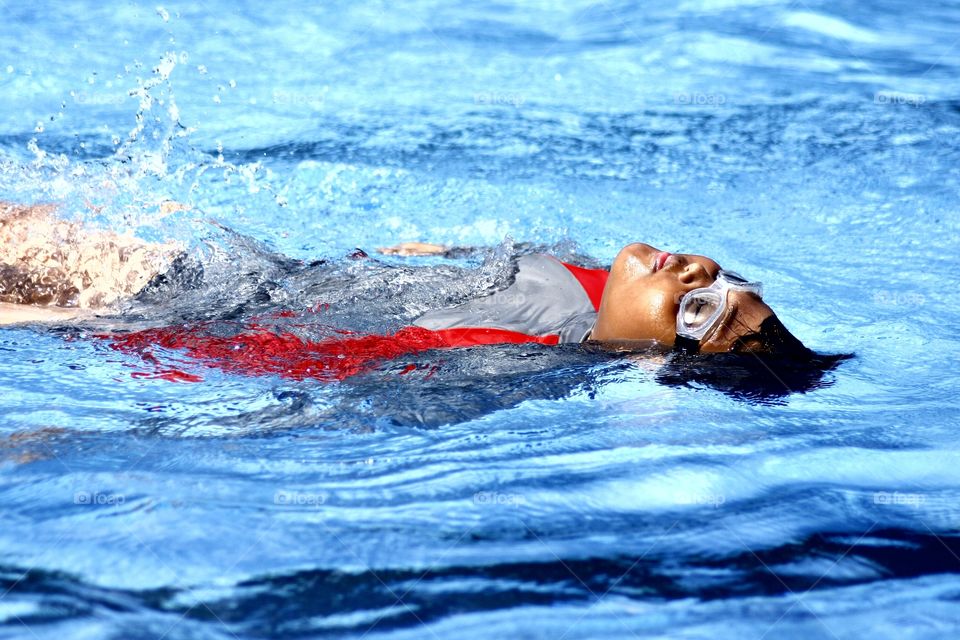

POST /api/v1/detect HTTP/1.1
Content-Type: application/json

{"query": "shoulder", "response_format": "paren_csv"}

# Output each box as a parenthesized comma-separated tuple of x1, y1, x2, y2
(514, 253, 573, 278)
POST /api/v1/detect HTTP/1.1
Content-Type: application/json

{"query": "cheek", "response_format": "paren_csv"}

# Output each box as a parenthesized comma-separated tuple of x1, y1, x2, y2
(651, 292, 678, 326)
(633, 290, 677, 334)
(621, 255, 649, 279)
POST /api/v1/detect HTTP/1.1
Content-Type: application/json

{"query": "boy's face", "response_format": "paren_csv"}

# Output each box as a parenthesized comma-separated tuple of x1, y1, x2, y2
(592, 243, 774, 351)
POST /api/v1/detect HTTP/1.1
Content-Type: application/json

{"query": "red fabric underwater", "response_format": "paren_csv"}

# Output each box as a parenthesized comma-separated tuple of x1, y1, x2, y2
(107, 323, 561, 382)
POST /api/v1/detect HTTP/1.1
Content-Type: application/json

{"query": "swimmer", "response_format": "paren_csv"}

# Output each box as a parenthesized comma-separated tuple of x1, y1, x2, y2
(1, 201, 811, 364)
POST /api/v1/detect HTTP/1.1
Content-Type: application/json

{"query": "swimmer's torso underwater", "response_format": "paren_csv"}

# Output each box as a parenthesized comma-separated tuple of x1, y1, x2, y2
(1, 201, 846, 426)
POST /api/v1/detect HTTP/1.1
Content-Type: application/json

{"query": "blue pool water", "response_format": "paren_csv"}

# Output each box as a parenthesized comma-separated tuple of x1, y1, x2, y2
(2, 1, 960, 638)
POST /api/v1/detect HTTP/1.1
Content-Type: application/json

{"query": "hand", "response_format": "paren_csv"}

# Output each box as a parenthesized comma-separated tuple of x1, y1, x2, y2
(377, 242, 448, 256)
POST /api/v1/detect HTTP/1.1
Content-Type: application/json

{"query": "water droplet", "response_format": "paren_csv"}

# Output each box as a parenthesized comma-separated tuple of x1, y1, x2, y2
(154, 53, 176, 79)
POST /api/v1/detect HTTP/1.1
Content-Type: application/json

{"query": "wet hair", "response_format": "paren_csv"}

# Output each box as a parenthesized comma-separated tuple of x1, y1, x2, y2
(731, 314, 814, 360)
(662, 315, 851, 402)
(656, 348, 851, 404)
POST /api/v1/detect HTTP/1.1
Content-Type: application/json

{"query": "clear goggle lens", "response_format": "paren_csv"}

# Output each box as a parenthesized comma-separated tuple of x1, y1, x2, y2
(676, 270, 762, 341)
(680, 291, 723, 330)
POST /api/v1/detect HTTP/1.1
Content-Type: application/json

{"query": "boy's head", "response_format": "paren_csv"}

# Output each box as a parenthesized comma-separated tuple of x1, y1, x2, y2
(592, 243, 811, 357)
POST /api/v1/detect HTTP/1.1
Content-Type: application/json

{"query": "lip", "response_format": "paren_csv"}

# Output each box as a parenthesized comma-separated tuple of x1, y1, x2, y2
(654, 251, 671, 272)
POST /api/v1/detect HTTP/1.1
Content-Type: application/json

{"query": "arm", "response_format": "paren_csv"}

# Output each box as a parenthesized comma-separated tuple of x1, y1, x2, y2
(0, 302, 90, 326)
(1, 201, 181, 319)
(377, 242, 449, 256)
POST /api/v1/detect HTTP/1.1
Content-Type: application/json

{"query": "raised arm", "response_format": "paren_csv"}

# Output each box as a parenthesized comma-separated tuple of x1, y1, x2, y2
(0, 201, 181, 324)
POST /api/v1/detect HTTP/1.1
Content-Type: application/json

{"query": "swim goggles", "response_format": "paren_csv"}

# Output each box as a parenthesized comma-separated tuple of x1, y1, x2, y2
(675, 270, 763, 342)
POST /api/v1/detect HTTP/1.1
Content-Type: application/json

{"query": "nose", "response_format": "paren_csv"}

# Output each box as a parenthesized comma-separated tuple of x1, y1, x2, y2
(677, 261, 711, 287)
